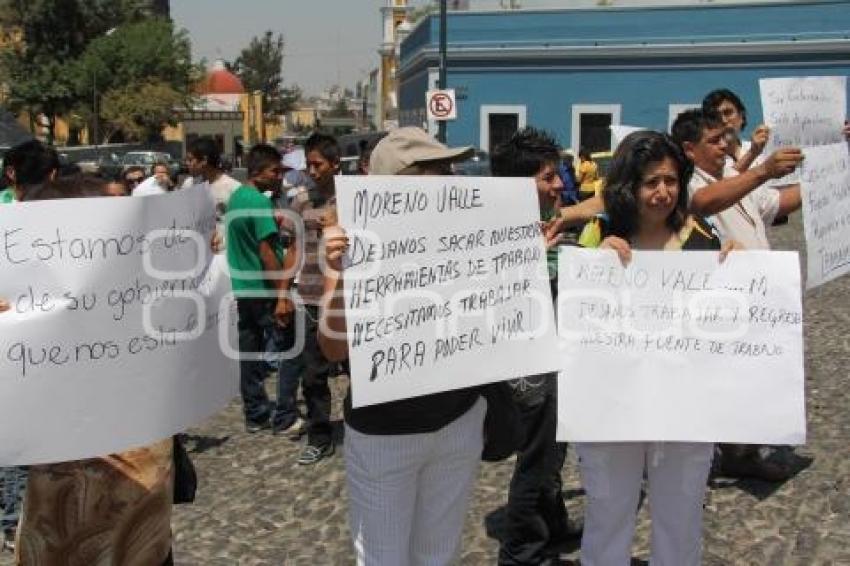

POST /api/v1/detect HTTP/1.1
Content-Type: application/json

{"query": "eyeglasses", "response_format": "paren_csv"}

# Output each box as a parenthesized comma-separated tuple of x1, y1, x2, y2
(126, 176, 145, 185)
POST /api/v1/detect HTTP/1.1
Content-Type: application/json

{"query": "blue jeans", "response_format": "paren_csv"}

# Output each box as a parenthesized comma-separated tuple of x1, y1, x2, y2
(236, 298, 300, 427)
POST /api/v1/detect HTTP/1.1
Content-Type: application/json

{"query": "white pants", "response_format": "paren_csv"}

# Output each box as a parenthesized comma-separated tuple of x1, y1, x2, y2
(344, 397, 486, 566)
(576, 442, 714, 566)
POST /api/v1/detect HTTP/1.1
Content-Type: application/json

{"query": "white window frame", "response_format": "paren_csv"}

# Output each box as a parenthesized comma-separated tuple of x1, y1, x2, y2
(480, 105, 527, 152)
(570, 104, 621, 152)
(668, 103, 700, 132)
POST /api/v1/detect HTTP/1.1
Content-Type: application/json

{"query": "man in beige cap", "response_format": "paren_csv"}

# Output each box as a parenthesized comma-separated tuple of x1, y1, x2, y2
(318, 127, 487, 566)
(368, 126, 475, 175)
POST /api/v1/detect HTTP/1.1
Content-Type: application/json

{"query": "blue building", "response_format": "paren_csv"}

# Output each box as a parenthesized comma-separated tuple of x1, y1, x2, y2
(397, 0, 850, 153)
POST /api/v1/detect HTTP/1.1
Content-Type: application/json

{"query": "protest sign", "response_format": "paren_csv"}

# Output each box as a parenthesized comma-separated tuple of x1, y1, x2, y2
(760, 76, 847, 186)
(760, 76, 847, 149)
(0, 187, 238, 465)
(799, 143, 850, 289)
(556, 248, 805, 444)
(335, 175, 560, 407)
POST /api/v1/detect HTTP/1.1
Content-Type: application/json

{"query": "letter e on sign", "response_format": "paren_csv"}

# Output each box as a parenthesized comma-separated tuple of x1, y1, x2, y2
(427, 89, 457, 121)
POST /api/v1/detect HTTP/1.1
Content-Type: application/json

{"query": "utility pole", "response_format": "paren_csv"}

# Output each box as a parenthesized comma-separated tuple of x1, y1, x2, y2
(437, 0, 447, 143)
(93, 71, 99, 151)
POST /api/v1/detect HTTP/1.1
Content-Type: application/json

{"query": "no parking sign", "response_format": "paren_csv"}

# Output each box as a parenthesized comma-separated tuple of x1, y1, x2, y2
(426, 89, 457, 121)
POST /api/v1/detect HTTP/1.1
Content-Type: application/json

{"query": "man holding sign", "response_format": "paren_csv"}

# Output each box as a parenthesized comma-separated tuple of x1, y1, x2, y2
(672, 108, 805, 483)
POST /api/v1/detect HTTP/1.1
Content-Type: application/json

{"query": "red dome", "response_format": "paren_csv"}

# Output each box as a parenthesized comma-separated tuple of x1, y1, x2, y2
(197, 60, 244, 95)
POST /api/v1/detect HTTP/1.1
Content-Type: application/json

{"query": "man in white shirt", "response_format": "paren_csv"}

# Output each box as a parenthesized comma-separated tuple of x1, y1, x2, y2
(671, 108, 803, 250)
(671, 108, 805, 483)
(181, 138, 240, 220)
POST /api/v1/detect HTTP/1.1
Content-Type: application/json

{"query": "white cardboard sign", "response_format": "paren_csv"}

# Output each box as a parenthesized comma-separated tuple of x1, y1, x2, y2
(760, 76, 847, 149)
(335, 175, 560, 407)
(0, 188, 238, 465)
(799, 142, 850, 289)
(556, 248, 805, 444)
(760, 76, 847, 186)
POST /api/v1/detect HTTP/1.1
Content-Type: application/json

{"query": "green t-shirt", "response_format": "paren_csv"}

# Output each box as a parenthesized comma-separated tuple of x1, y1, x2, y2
(0, 187, 16, 204)
(225, 185, 283, 296)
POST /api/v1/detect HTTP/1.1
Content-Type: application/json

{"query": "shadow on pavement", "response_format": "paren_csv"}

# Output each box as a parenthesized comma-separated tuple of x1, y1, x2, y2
(181, 434, 231, 455)
(709, 454, 814, 501)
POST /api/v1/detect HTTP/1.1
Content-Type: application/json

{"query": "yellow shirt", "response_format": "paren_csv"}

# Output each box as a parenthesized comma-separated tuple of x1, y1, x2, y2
(578, 160, 599, 193)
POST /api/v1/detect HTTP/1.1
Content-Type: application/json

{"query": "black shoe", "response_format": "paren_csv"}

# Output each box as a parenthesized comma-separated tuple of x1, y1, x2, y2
(715, 445, 795, 482)
(297, 442, 334, 465)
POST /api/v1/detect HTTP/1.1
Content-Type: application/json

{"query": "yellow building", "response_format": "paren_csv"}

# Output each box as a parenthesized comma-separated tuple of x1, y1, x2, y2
(378, 0, 412, 130)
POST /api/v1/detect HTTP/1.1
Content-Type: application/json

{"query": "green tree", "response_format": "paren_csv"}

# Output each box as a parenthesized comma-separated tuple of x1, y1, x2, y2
(232, 31, 295, 115)
(279, 85, 302, 115)
(72, 18, 196, 141)
(0, 0, 148, 142)
(100, 79, 183, 142)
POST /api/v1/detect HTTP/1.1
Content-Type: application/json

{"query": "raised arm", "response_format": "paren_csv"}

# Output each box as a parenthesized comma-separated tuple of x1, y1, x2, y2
(690, 148, 802, 216)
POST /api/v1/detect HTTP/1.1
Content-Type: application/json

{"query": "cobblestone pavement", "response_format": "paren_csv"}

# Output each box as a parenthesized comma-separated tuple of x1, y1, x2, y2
(4, 213, 849, 565)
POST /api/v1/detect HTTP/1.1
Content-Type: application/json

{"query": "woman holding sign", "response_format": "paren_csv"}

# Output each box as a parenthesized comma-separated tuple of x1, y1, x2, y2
(577, 130, 738, 566)
(318, 128, 487, 566)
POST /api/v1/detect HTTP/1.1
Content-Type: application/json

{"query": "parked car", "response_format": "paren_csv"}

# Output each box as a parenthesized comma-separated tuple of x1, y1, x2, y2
(452, 150, 490, 176)
(121, 151, 180, 177)
(75, 153, 124, 179)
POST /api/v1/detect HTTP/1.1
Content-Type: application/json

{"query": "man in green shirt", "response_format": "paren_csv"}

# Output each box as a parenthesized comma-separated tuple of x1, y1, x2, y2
(226, 143, 297, 433)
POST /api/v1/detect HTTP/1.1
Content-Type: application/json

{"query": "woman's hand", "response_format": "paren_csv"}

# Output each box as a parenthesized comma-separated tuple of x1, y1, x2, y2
(750, 124, 770, 155)
(0, 299, 10, 313)
(600, 236, 631, 266)
(542, 218, 567, 250)
(719, 239, 744, 263)
(322, 224, 349, 272)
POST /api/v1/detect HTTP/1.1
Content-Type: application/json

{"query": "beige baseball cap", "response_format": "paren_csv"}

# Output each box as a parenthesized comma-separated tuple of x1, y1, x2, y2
(369, 127, 475, 175)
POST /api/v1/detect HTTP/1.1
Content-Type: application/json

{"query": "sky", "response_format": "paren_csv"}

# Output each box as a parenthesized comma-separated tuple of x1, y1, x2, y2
(171, 0, 782, 97)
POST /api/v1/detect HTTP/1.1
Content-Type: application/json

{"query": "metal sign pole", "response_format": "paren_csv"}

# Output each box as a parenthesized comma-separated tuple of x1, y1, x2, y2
(437, 0, 447, 143)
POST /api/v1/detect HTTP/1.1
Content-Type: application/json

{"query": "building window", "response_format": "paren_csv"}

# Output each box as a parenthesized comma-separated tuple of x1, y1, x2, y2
(668, 104, 700, 132)
(480, 104, 526, 154)
(571, 104, 621, 153)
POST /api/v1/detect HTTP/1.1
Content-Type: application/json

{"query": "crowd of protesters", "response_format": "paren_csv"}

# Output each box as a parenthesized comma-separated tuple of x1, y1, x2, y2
(1, 83, 849, 566)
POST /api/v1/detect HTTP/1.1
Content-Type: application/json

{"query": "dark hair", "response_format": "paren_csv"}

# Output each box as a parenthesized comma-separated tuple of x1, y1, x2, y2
(578, 147, 592, 161)
(670, 108, 724, 146)
(3, 140, 60, 188)
(702, 88, 747, 130)
(187, 137, 222, 169)
(246, 143, 282, 177)
(603, 130, 692, 240)
(23, 174, 106, 201)
(305, 132, 340, 163)
(122, 165, 146, 182)
(491, 126, 560, 177)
